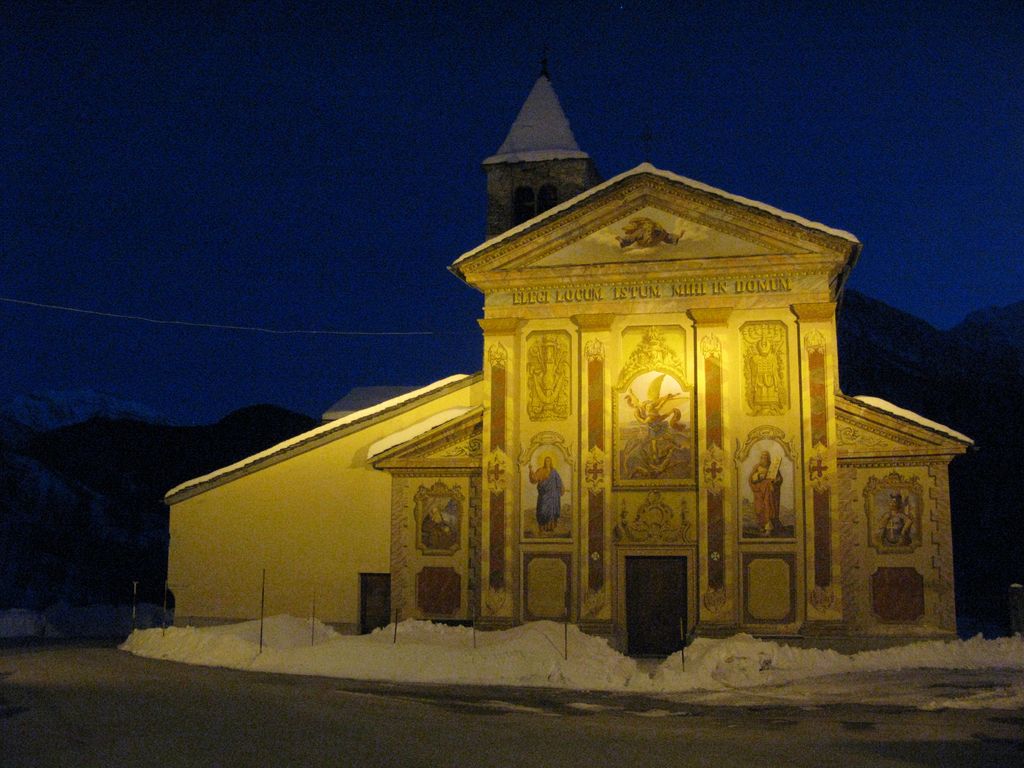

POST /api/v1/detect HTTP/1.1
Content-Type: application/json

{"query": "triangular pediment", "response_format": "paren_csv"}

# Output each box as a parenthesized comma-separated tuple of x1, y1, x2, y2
(453, 165, 860, 289)
(528, 203, 788, 268)
(836, 395, 970, 460)
(371, 408, 483, 472)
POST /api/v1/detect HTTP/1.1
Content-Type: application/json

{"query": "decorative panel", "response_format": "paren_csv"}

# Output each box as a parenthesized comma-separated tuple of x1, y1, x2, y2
(871, 567, 924, 623)
(612, 490, 691, 544)
(526, 331, 571, 421)
(740, 321, 789, 416)
(416, 567, 461, 616)
(743, 554, 795, 624)
(523, 554, 571, 621)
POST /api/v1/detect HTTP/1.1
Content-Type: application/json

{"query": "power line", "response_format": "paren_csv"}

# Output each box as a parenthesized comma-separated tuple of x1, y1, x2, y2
(0, 295, 443, 336)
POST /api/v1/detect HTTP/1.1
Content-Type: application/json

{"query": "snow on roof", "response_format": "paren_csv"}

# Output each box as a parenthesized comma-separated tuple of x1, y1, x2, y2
(367, 407, 475, 459)
(482, 75, 589, 165)
(453, 163, 860, 269)
(854, 396, 973, 445)
(322, 385, 422, 421)
(165, 374, 474, 500)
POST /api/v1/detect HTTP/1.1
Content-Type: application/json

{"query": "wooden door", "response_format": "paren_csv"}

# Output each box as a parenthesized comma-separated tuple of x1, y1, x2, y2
(625, 556, 687, 656)
(359, 573, 391, 634)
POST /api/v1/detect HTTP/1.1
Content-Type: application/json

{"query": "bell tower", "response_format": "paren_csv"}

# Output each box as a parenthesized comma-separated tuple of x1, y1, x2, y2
(483, 63, 601, 238)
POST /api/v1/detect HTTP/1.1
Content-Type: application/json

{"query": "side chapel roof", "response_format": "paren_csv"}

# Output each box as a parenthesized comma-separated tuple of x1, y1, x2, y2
(165, 374, 481, 503)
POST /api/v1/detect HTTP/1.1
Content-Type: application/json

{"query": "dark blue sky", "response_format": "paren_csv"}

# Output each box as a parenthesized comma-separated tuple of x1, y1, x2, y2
(2, 2, 1021, 424)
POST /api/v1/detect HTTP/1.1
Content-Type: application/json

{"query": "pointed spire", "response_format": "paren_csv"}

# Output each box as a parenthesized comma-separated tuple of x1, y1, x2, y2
(540, 46, 550, 80)
(483, 70, 589, 165)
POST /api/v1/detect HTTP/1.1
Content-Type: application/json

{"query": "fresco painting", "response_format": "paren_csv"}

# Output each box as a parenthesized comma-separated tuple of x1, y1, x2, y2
(739, 438, 795, 538)
(522, 446, 572, 539)
(616, 370, 693, 483)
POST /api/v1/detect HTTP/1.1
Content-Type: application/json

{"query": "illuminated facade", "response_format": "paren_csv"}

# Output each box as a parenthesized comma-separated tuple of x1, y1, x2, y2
(166, 75, 970, 650)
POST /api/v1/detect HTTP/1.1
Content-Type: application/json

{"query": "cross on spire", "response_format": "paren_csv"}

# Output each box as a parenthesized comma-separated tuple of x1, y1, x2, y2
(641, 124, 654, 161)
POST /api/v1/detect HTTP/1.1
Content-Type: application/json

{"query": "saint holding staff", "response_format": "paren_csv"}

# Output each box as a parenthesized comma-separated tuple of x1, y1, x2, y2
(529, 455, 565, 532)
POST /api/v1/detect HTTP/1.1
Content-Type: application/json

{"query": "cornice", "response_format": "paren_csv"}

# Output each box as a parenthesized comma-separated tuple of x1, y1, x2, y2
(477, 317, 523, 334)
(688, 307, 734, 326)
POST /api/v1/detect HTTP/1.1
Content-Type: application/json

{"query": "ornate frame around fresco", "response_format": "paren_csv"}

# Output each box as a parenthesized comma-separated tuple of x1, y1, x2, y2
(413, 480, 464, 556)
(518, 431, 576, 542)
(863, 471, 925, 555)
(734, 425, 798, 541)
(612, 325, 695, 488)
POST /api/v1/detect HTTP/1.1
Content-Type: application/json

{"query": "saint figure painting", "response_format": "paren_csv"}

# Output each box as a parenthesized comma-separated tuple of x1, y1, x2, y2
(739, 438, 795, 538)
(530, 456, 564, 532)
(523, 449, 571, 539)
(748, 450, 783, 535)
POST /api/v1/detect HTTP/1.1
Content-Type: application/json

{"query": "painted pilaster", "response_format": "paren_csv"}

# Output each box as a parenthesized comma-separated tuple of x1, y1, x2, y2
(572, 313, 616, 630)
(478, 317, 520, 627)
(689, 308, 737, 631)
(792, 302, 844, 627)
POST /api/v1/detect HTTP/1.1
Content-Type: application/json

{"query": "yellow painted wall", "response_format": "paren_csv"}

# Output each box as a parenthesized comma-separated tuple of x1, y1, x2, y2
(839, 462, 956, 635)
(167, 379, 482, 630)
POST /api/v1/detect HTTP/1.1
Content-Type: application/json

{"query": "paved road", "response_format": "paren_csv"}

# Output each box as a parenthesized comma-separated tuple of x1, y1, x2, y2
(1, 644, 1021, 767)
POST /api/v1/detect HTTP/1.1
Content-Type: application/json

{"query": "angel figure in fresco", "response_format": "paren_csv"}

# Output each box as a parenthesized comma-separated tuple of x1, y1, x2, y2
(622, 373, 688, 478)
(748, 450, 783, 535)
(616, 217, 682, 249)
(880, 493, 914, 548)
(529, 455, 565, 532)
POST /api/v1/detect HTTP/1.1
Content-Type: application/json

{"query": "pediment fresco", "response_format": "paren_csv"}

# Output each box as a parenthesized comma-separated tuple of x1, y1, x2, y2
(528, 206, 788, 269)
(452, 170, 855, 284)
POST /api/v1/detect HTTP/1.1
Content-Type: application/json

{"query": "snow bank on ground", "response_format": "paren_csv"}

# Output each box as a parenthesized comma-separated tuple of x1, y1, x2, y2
(123, 617, 644, 690)
(121, 617, 1024, 709)
(1, 603, 169, 638)
(654, 632, 1024, 691)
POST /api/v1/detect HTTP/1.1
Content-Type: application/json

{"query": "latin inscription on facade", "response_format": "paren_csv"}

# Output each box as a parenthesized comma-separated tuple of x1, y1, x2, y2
(508, 274, 794, 306)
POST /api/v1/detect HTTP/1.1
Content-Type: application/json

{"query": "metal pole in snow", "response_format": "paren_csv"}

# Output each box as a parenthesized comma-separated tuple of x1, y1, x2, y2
(680, 618, 685, 671)
(259, 569, 266, 654)
(392, 608, 398, 644)
(131, 580, 138, 632)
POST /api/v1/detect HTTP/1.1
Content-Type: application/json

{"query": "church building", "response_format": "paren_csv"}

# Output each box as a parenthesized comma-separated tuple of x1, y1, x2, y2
(165, 72, 971, 652)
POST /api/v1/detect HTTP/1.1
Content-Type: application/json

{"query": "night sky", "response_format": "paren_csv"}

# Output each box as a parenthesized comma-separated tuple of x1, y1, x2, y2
(3, 2, 1021, 424)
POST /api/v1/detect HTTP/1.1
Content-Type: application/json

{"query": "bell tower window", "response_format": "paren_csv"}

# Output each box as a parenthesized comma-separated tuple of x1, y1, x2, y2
(538, 184, 558, 214)
(513, 186, 536, 226)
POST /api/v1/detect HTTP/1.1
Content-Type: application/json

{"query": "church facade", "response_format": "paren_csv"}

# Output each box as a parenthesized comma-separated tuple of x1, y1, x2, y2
(165, 74, 970, 651)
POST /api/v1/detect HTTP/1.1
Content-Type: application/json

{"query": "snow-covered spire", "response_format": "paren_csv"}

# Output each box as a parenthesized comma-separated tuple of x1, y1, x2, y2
(483, 73, 590, 165)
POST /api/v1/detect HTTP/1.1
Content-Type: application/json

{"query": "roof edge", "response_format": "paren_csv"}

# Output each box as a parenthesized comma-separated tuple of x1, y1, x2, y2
(370, 406, 484, 466)
(837, 393, 973, 446)
(452, 163, 861, 277)
(482, 149, 590, 165)
(165, 372, 483, 504)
